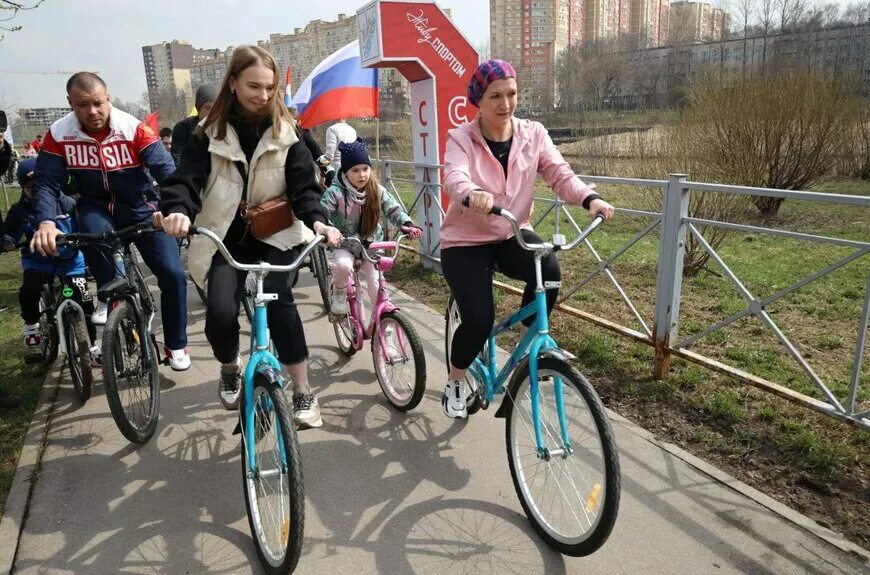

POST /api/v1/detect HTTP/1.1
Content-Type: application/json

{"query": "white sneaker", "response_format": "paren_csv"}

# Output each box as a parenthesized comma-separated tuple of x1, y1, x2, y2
(219, 357, 242, 410)
(23, 323, 41, 348)
(442, 379, 468, 419)
(293, 394, 323, 428)
(166, 347, 191, 371)
(92, 301, 108, 325)
(383, 326, 403, 363)
(331, 288, 348, 315)
(89, 345, 103, 366)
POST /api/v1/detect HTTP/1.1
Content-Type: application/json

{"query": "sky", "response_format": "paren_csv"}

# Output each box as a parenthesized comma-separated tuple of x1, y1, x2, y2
(0, 0, 490, 110)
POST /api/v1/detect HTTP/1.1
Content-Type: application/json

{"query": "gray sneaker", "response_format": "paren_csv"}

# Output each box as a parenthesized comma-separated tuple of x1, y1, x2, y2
(293, 394, 323, 429)
(219, 359, 242, 410)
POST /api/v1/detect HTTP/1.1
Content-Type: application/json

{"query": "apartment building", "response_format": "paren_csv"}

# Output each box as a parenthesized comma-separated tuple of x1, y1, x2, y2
(668, 1, 731, 44)
(142, 40, 219, 111)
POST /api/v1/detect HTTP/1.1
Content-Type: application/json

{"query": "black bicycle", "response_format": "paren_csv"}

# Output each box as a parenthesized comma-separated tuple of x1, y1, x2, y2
(59, 222, 163, 443)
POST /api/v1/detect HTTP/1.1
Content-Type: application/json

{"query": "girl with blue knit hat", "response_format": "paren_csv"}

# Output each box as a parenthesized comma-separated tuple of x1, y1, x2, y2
(320, 137, 421, 315)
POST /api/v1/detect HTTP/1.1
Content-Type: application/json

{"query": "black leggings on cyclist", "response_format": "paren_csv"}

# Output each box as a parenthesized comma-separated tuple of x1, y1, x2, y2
(20, 270, 97, 341)
(441, 229, 560, 370)
(204, 222, 308, 366)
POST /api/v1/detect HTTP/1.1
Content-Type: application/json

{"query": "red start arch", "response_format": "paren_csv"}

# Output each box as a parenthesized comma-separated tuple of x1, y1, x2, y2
(356, 0, 479, 263)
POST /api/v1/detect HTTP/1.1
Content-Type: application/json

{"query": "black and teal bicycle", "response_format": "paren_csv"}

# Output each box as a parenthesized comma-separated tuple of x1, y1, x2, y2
(445, 203, 621, 557)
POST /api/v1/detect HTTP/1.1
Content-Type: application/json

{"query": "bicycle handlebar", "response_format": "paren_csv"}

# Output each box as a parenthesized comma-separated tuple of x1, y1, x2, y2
(342, 234, 407, 264)
(460, 195, 603, 253)
(57, 222, 156, 247)
(189, 225, 324, 274)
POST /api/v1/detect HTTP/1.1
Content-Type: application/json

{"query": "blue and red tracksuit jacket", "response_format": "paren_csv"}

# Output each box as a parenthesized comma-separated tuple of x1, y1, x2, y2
(33, 108, 175, 224)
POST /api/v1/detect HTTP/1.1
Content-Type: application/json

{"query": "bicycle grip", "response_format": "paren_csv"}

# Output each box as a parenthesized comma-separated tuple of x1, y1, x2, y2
(188, 225, 199, 235)
(461, 195, 503, 215)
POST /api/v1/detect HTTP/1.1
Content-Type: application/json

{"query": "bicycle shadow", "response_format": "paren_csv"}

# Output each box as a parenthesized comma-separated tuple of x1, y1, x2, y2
(12, 373, 258, 574)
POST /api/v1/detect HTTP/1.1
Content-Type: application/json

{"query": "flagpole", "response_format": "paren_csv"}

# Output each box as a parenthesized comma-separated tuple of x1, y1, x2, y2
(375, 117, 380, 166)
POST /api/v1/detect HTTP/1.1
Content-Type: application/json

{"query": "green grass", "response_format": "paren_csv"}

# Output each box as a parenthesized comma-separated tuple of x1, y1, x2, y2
(0, 185, 50, 519)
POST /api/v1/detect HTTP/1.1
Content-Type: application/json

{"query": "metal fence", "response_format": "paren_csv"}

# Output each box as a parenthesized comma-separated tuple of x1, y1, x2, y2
(374, 159, 870, 430)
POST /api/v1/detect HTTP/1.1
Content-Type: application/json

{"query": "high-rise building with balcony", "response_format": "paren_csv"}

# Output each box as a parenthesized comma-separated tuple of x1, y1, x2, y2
(491, 0, 585, 108)
(142, 40, 219, 112)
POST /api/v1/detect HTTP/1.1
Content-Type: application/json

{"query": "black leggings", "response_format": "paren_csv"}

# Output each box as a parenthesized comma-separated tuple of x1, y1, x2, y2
(20, 270, 97, 342)
(441, 229, 560, 370)
(205, 234, 307, 365)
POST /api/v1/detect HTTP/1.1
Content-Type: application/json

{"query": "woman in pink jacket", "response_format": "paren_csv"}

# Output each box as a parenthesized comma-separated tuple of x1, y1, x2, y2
(440, 59, 614, 419)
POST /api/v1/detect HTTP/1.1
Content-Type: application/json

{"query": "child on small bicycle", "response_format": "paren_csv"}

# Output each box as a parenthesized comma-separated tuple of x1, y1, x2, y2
(2, 158, 99, 362)
(320, 138, 421, 316)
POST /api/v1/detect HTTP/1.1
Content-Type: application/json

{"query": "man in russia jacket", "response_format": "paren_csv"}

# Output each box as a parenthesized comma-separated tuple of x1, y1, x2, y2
(30, 72, 191, 371)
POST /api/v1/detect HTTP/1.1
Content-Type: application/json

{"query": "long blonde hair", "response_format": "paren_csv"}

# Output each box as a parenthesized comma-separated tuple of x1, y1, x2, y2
(359, 172, 382, 238)
(199, 45, 291, 141)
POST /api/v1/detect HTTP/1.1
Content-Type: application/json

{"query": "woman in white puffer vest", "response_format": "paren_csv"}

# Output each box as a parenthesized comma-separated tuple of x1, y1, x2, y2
(157, 45, 342, 428)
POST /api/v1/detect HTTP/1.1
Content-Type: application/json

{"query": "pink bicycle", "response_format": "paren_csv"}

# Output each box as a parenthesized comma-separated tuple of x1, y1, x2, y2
(328, 234, 427, 411)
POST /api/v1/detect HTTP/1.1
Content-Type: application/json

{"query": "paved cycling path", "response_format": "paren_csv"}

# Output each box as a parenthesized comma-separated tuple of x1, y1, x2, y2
(7, 272, 867, 574)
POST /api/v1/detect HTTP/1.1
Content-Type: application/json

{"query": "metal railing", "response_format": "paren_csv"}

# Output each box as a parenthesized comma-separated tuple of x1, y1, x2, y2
(375, 159, 870, 430)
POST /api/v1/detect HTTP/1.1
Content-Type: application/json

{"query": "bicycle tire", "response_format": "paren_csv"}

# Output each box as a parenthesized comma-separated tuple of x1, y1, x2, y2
(312, 245, 331, 310)
(371, 310, 426, 411)
(444, 296, 488, 415)
(241, 371, 305, 574)
(64, 312, 93, 403)
(38, 287, 59, 365)
(102, 301, 160, 444)
(504, 357, 620, 556)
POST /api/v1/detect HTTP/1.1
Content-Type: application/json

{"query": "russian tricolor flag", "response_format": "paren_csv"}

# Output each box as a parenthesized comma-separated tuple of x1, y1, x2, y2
(291, 40, 379, 128)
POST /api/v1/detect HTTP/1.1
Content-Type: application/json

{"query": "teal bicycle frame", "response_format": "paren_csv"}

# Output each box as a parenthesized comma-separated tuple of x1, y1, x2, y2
(191, 226, 324, 477)
(461, 208, 603, 460)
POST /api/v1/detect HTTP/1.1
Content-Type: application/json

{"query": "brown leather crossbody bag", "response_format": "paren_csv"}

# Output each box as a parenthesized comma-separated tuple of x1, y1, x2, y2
(235, 161, 295, 239)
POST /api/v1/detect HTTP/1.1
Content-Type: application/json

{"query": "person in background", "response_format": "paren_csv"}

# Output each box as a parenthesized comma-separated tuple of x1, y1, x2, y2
(159, 127, 172, 153)
(288, 107, 335, 188)
(323, 118, 356, 173)
(30, 134, 43, 153)
(0, 131, 12, 174)
(171, 84, 218, 167)
(21, 141, 38, 158)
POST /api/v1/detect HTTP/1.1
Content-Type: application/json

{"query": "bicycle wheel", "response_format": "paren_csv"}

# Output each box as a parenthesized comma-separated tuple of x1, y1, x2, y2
(241, 371, 305, 574)
(372, 311, 426, 411)
(312, 245, 331, 310)
(444, 296, 488, 415)
(64, 312, 93, 403)
(38, 287, 59, 365)
(504, 357, 620, 556)
(102, 301, 160, 443)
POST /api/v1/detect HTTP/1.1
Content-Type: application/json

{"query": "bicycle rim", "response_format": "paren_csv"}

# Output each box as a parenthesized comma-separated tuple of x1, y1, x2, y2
(242, 378, 304, 573)
(372, 312, 426, 411)
(506, 359, 620, 555)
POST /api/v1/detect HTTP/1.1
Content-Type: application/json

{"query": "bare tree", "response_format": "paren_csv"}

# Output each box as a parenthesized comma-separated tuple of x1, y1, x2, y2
(0, 0, 44, 41)
(759, 0, 777, 74)
(147, 87, 189, 129)
(667, 7, 698, 46)
(736, 0, 758, 75)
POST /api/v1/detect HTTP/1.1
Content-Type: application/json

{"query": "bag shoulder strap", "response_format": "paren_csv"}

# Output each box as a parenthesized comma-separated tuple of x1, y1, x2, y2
(234, 161, 248, 205)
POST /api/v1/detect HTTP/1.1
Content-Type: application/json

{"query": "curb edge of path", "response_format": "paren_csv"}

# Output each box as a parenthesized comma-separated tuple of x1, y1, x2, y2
(387, 284, 870, 567)
(0, 360, 63, 575)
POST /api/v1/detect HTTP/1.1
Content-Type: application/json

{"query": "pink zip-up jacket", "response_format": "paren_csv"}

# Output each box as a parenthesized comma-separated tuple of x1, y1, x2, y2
(440, 117, 596, 249)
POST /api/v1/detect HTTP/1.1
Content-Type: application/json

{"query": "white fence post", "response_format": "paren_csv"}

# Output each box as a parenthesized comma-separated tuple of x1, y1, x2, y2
(653, 174, 689, 379)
